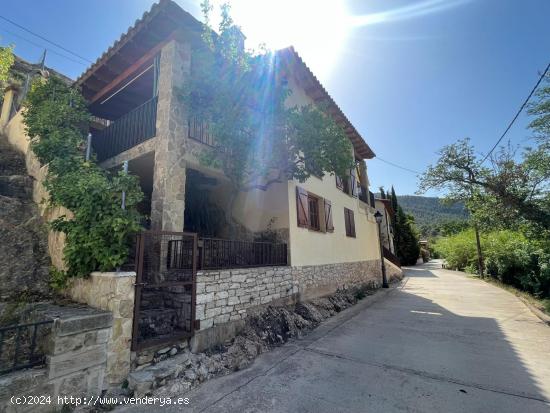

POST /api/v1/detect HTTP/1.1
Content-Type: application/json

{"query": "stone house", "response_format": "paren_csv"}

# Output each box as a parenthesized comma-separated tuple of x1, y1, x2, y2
(0, 0, 402, 388)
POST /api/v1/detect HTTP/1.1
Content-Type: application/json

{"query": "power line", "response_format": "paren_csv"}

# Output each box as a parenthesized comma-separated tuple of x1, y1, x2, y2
(481, 61, 550, 163)
(0, 14, 93, 64)
(0, 25, 88, 66)
(374, 156, 421, 174)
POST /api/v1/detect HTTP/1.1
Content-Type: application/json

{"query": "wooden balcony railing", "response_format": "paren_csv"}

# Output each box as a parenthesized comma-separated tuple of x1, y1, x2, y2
(198, 238, 288, 270)
(93, 96, 158, 162)
(383, 246, 401, 268)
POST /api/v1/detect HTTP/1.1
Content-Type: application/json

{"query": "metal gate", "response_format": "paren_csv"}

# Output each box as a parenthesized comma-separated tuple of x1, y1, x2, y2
(131, 231, 198, 351)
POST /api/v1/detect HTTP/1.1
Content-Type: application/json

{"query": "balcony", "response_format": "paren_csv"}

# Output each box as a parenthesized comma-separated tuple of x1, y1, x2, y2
(92, 96, 158, 162)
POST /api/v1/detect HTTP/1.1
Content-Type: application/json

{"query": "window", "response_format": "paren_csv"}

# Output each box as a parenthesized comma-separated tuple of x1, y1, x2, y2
(296, 186, 333, 233)
(308, 195, 320, 231)
(344, 208, 356, 238)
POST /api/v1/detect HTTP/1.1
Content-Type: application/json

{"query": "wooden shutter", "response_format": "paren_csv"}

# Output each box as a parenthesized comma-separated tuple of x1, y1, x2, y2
(296, 186, 309, 228)
(324, 200, 334, 232)
(344, 208, 356, 237)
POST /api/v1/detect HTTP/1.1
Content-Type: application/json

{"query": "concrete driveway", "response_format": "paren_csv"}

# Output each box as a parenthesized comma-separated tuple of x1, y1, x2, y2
(121, 261, 550, 412)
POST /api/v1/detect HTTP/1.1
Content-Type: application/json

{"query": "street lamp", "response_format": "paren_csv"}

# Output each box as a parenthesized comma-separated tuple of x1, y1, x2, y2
(374, 211, 389, 288)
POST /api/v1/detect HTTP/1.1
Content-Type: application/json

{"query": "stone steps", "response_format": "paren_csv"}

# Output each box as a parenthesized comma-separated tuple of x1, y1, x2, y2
(0, 135, 50, 305)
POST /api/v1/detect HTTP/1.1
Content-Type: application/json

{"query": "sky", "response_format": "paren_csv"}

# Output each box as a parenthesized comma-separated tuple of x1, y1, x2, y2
(1, 0, 549, 196)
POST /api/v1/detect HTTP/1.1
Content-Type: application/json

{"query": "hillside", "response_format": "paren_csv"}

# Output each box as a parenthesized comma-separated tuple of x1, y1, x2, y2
(397, 195, 469, 237)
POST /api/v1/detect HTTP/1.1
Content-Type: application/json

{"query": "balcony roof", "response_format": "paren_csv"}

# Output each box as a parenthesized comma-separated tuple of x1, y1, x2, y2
(75, 0, 202, 102)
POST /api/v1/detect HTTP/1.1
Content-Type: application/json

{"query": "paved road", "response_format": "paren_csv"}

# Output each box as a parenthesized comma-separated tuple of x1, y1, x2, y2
(122, 261, 550, 412)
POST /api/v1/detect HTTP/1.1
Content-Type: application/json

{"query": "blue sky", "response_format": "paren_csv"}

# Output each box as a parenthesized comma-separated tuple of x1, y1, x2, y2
(1, 0, 549, 195)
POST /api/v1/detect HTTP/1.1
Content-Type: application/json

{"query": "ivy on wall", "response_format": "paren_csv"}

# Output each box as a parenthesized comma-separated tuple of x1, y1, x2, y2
(23, 76, 143, 285)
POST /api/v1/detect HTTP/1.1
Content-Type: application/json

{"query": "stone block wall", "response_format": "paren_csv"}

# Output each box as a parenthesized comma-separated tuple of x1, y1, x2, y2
(195, 259, 401, 334)
(66, 272, 135, 386)
(0, 305, 111, 413)
(195, 266, 298, 331)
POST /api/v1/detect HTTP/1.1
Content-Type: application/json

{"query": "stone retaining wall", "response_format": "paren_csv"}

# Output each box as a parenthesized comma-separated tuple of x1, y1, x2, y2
(0, 305, 111, 413)
(66, 272, 135, 386)
(191, 259, 402, 351)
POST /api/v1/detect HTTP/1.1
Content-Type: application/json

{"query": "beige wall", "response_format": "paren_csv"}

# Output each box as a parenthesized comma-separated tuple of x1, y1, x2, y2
(288, 177, 379, 266)
(284, 71, 380, 267)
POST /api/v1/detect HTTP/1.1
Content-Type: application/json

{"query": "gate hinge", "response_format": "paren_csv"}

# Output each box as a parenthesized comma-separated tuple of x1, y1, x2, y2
(194, 320, 201, 330)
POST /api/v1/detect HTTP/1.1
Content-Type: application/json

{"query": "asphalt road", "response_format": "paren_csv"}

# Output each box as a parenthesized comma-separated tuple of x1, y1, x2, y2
(120, 260, 550, 412)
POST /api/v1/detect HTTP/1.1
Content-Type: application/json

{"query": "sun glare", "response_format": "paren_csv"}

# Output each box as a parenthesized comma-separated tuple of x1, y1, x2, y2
(209, 0, 351, 79)
(203, 0, 470, 80)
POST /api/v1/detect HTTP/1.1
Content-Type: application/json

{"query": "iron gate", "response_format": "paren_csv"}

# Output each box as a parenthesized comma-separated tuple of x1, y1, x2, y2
(132, 231, 198, 351)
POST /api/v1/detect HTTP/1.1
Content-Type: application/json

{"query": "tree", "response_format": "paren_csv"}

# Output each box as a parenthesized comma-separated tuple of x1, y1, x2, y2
(379, 186, 386, 199)
(394, 206, 420, 265)
(182, 2, 354, 232)
(387, 186, 420, 265)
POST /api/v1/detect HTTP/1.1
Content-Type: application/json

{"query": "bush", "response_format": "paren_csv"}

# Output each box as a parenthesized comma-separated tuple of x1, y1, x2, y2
(434, 229, 550, 299)
(23, 76, 143, 283)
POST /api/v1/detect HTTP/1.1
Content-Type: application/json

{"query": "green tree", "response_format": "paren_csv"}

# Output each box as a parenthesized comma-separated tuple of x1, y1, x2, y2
(394, 206, 420, 265)
(182, 2, 354, 232)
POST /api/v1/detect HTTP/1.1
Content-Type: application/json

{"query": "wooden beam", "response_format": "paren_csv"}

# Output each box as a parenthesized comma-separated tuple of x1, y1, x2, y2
(90, 31, 176, 104)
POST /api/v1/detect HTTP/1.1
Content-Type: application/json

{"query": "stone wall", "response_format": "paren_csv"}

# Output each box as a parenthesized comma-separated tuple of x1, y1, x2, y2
(0, 305, 111, 413)
(191, 259, 402, 350)
(66, 272, 135, 386)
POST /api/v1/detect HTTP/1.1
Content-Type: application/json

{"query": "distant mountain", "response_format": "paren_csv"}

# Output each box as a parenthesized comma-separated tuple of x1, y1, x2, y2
(396, 195, 469, 237)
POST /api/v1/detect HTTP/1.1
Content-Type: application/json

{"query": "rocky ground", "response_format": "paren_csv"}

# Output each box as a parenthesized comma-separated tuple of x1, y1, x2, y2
(85, 284, 376, 411)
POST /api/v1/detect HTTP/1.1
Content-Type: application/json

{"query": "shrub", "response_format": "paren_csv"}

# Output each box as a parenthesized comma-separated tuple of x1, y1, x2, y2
(23, 76, 143, 283)
(434, 229, 550, 299)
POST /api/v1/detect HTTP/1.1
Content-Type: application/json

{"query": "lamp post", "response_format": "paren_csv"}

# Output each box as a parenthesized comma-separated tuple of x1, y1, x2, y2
(374, 211, 389, 288)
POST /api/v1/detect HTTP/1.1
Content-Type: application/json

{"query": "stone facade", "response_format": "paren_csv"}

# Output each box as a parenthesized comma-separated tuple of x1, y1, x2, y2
(0, 305, 111, 413)
(66, 272, 135, 386)
(150, 39, 191, 231)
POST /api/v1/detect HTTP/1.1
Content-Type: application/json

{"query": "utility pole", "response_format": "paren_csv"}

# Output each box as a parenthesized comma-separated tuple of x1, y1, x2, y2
(467, 163, 484, 277)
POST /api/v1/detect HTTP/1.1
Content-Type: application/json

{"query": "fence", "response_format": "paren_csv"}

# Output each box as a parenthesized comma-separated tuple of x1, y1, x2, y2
(93, 96, 158, 161)
(132, 231, 198, 351)
(199, 238, 288, 270)
(0, 320, 54, 375)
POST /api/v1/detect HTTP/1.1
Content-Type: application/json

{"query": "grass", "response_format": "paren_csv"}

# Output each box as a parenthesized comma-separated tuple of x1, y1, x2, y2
(470, 274, 550, 317)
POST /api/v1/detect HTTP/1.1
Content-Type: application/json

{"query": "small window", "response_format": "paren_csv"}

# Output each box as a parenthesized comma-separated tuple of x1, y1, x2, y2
(344, 208, 356, 238)
(308, 195, 321, 231)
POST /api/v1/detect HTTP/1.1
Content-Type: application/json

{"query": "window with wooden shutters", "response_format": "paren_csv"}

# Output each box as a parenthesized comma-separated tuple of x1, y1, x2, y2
(344, 208, 356, 238)
(296, 187, 309, 227)
(324, 200, 334, 232)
